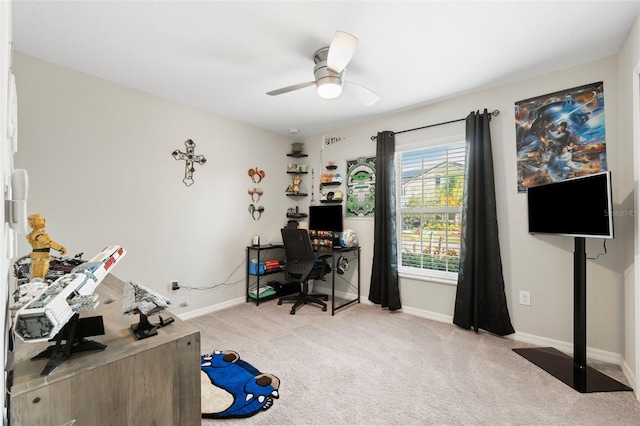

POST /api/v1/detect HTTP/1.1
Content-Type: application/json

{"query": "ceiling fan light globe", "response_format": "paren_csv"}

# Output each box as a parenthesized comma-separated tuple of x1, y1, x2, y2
(317, 81, 342, 99)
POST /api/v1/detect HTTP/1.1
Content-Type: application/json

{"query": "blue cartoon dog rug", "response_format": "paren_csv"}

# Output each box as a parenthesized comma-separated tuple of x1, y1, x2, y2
(200, 350, 280, 419)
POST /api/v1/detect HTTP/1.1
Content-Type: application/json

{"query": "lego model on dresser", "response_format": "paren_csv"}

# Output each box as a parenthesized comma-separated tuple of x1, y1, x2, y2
(9, 274, 201, 426)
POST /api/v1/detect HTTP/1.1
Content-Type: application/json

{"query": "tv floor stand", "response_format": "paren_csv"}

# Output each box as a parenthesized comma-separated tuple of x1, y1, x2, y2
(513, 237, 632, 393)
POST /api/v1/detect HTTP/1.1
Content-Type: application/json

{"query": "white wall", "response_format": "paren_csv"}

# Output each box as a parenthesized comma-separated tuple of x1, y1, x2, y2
(618, 11, 640, 395)
(304, 57, 630, 362)
(13, 53, 293, 315)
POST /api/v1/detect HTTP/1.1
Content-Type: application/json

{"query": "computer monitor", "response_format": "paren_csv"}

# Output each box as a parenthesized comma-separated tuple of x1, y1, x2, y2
(308, 205, 343, 247)
(309, 204, 343, 232)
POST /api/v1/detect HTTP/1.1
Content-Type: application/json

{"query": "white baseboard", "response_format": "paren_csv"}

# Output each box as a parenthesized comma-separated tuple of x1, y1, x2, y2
(621, 359, 637, 396)
(400, 305, 454, 324)
(398, 305, 629, 371)
(507, 330, 624, 365)
(176, 296, 245, 321)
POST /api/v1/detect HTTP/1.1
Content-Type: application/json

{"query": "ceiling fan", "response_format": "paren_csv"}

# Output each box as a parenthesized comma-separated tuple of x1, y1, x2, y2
(266, 31, 380, 106)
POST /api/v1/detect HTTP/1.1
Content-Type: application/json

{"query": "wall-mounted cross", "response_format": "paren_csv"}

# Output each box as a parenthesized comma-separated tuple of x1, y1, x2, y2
(172, 139, 207, 186)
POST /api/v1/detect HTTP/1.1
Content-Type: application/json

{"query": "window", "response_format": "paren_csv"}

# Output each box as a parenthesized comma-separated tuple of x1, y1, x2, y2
(396, 140, 465, 283)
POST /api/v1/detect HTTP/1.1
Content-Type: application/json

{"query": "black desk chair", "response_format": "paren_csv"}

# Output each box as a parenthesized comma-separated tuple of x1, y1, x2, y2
(278, 228, 331, 315)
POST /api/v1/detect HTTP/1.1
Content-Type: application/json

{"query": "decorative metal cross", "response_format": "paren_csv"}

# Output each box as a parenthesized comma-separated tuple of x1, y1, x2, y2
(172, 139, 207, 186)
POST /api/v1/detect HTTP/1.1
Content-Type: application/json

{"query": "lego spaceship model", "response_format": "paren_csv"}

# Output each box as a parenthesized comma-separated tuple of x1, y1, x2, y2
(12, 245, 126, 343)
(123, 280, 171, 316)
(123, 280, 174, 340)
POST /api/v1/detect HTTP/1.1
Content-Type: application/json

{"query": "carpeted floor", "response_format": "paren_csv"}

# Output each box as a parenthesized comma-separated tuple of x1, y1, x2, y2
(188, 299, 640, 425)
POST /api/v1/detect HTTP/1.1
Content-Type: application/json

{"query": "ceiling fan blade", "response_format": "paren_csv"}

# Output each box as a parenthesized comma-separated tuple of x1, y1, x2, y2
(327, 31, 358, 73)
(343, 81, 380, 106)
(266, 81, 315, 96)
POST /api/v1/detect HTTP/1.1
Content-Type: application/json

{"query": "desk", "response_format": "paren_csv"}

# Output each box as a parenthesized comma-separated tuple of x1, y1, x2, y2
(9, 274, 201, 426)
(316, 245, 361, 315)
(246, 243, 360, 315)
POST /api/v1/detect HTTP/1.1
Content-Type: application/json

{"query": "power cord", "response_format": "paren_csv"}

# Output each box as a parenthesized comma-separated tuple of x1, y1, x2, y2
(179, 258, 246, 291)
(587, 239, 607, 260)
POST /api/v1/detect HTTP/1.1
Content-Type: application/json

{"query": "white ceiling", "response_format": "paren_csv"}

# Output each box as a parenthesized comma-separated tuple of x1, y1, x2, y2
(11, 1, 640, 138)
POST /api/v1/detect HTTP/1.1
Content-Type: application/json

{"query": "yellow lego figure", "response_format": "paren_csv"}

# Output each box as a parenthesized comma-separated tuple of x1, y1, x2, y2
(26, 214, 67, 280)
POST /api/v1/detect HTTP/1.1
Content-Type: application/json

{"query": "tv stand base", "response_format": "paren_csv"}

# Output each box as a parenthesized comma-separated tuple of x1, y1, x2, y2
(513, 347, 632, 393)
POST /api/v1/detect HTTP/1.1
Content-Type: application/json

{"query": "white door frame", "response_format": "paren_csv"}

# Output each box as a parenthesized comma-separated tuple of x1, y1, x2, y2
(633, 60, 640, 401)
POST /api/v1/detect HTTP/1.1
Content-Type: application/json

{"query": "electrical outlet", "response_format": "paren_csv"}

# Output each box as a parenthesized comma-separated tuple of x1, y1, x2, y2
(171, 280, 179, 292)
(519, 290, 531, 306)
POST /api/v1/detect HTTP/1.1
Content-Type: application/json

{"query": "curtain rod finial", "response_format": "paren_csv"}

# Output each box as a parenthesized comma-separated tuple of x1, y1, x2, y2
(491, 109, 500, 117)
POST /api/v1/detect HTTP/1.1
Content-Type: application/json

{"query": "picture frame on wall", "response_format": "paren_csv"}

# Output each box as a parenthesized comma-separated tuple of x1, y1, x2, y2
(514, 81, 607, 193)
(345, 156, 376, 218)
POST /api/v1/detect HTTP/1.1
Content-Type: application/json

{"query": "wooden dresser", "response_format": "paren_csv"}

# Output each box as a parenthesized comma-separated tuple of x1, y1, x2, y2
(9, 274, 201, 425)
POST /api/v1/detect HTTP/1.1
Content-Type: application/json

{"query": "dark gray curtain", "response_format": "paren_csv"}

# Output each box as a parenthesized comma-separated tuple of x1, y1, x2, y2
(453, 110, 514, 336)
(368, 131, 401, 311)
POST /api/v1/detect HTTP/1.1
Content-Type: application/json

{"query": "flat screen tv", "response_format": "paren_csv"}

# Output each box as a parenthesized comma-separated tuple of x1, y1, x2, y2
(527, 171, 614, 239)
(309, 204, 343, 232)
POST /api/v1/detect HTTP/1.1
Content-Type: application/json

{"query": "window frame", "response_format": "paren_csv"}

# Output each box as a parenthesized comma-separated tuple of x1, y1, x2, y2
(395, 134, 466, 285)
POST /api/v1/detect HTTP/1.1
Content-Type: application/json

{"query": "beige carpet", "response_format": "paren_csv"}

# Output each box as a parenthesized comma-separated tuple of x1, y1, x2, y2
(188, 299, 640, 425)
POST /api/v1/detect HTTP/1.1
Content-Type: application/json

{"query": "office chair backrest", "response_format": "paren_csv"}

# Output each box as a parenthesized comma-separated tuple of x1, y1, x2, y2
(281, 228, 316, 282)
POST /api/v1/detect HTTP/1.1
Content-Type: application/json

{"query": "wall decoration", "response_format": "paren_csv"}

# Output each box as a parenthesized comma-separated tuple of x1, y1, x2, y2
(291, 175, 301, 194)
(514, 81, 606, 193)
(310, 168, 316, 205)
(248, 167, 265, 183)
(291, 141, 304, 155)
(172, 139, 207, 187)
(247, 187, 263, 202)
(247, 168, 266, 219)
(285, 175, 307, 195)
(346, 156, 376, 218)
(248, 204, 264, 220)
(322, 136, 346, 146)
(287, 163, 300, 173)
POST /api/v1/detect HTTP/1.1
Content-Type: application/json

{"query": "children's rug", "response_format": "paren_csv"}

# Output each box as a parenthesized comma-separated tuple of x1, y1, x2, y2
(200, 350, 280, 419)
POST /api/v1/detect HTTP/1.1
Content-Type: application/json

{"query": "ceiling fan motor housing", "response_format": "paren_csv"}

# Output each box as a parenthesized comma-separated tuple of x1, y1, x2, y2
(314, 47, 343, 98)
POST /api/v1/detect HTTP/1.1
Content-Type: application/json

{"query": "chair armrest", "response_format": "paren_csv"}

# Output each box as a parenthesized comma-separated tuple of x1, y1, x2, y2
(312, 254, 332, 279)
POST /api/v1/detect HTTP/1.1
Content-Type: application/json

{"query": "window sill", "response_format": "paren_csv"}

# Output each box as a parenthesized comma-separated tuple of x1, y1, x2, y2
(399, 271, 458, 286)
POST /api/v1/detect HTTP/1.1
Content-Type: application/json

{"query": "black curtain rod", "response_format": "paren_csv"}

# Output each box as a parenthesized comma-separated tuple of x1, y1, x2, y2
(370, 109, 500, 141)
